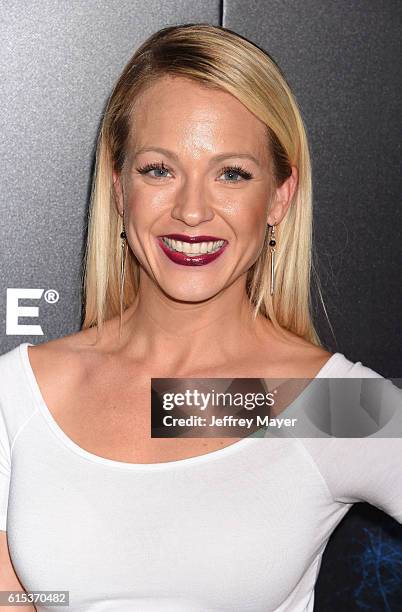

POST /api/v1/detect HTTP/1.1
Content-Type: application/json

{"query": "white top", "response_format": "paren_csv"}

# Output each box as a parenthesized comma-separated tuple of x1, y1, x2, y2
(0, 342, 401, 612)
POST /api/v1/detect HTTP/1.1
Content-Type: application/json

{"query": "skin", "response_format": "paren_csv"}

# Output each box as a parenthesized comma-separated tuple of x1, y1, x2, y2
(111, 74, 302, 374)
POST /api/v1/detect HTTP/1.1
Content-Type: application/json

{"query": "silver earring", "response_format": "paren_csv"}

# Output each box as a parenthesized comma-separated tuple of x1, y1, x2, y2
(269, 223, 276, 296)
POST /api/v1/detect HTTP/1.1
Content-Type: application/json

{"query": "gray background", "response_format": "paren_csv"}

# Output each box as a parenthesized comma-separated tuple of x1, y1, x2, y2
(1, 1, 400, 376)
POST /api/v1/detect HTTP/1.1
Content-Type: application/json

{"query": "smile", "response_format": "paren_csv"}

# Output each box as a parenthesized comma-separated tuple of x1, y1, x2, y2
(162, 237, 224, 255)
(157, 234, 228, 266)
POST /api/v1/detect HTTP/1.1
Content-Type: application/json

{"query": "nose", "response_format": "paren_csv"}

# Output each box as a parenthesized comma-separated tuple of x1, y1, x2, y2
(170, 175, 215, 227)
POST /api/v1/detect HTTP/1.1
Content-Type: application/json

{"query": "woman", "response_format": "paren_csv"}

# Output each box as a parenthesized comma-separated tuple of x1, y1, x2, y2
(0, 23, 400, 612)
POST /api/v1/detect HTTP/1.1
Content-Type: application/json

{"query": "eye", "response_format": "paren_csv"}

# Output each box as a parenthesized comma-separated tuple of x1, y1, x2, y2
(135, 161, 172, 179)
(135, 161, 254, 182)
(219, 165, 253, 182)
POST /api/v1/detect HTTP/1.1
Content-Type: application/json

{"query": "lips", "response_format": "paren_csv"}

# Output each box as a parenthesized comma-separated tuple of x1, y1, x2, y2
(156, 233, 228, 267)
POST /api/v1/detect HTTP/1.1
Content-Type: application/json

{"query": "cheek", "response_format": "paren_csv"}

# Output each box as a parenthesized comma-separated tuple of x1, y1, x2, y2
(125, 178, 173, 214)
(233, 201, 269, 242)
(124, 194, 166, 239)
(128, 194, 163, 218)
(233, 202, 269, 266)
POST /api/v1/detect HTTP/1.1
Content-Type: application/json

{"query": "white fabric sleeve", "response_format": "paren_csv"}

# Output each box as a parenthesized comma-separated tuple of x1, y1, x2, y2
(299, 361, 402, 524)
(0, 400, 11, 531)
(298, 436, 402, 523)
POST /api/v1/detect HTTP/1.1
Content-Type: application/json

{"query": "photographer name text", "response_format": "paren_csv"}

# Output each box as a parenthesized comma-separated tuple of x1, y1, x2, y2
(163, 415, 297, 429)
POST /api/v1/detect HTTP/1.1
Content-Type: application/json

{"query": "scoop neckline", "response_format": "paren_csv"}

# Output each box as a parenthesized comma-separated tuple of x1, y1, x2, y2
(19, 341, 343, 472)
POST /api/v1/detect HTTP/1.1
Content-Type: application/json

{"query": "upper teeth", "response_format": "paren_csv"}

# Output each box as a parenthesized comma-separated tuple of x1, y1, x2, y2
(162, 237, 225, 255)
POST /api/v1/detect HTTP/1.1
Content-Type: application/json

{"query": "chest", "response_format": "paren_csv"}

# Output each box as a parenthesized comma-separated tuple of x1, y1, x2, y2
(8, 433, 337, 611)
(38, 351, 323, 465)
(46, 375, 247, 464)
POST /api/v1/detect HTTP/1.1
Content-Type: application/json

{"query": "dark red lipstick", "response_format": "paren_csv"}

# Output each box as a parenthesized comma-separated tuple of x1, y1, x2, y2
(157, 234, 228, 266)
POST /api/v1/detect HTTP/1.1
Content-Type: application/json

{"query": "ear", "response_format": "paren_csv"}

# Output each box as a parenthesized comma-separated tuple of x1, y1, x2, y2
(267, 166, 298, 226)
(112, 169, 124, 217)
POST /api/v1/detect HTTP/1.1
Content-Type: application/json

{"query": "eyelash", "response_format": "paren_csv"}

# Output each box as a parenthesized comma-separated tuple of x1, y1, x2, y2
(135, 161, 253, 182)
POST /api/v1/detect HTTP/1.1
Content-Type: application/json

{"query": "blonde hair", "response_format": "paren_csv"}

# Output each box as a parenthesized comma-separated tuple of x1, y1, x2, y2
(81, 23, 331, 346)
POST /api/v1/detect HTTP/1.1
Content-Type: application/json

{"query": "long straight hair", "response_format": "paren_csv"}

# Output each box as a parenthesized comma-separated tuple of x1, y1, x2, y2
(81, 23, 331, 346)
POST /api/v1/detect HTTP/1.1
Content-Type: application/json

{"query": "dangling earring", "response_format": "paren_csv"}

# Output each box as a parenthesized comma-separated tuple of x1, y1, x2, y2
(269, 223, 277, 296)
(119, 216, 127, 339)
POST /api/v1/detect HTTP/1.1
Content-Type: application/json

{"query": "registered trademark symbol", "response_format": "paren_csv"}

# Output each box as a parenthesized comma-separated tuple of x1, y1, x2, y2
(44, 289, 59, 304)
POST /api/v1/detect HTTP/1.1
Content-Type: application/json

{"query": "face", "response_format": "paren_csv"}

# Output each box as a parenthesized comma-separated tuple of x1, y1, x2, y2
(113, 75, 296, 303)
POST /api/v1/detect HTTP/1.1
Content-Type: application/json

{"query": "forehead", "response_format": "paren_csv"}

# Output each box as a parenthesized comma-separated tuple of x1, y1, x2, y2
(129, 75, 269, 159)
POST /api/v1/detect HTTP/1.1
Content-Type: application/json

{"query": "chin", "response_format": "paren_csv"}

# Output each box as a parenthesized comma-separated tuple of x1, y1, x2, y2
(157, 280, 225, 304)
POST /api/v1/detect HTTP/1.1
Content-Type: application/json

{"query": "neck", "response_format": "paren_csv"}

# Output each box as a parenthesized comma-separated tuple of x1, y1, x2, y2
(117, 273, 268, 373)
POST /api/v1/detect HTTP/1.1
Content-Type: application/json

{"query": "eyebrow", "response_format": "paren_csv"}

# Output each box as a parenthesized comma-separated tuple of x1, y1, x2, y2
(134, 146, 260, 166)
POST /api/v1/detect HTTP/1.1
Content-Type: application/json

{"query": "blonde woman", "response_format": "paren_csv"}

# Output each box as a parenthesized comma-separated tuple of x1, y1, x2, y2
(0, 24, 401, 612)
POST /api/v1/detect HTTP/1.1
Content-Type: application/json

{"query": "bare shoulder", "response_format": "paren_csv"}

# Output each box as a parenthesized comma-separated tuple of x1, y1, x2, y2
(28, 326, 94, 366)
(27, 312, 121, 365)
(292, 343, 334, 377)
(25, 304, 146, 415)
(26, 324, 110, 404)
(253, 320, 334, 377)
